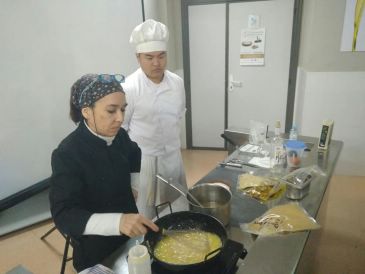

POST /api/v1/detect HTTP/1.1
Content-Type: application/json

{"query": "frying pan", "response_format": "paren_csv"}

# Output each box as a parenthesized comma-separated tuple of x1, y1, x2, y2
(144, 202, 227, 272)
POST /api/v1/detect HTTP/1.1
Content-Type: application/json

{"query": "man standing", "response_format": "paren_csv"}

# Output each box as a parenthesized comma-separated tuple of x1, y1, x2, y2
(122, 19, 187, 218)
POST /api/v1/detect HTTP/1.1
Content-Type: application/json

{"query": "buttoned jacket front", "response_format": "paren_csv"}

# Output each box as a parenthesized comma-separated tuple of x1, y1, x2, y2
(122, 68, 185, 156)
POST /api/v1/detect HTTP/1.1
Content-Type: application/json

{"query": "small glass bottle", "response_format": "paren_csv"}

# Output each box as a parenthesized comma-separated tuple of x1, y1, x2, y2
(289, 124, 298, 140)
(270, 120, 285, 173)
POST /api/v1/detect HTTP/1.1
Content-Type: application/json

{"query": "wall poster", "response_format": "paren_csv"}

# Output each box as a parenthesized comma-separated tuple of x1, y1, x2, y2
(240, 28, 266, 65)
(341, 0, 365, 52)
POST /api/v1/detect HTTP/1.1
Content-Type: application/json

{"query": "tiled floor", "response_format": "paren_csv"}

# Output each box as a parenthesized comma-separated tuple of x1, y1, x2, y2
(0, 149, 364, 274)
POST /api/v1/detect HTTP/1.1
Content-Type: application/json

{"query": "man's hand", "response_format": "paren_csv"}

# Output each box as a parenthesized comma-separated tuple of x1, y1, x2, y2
(119, 214, 159, 237)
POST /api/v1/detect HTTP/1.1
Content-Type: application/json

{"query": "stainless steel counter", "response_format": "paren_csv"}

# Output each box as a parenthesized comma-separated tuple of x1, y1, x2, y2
(107, 135, 343, 274)
(233, 136, 343, 273)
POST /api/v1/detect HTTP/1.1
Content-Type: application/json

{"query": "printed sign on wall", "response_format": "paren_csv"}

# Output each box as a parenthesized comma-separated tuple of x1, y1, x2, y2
(240, 28, 266, 65)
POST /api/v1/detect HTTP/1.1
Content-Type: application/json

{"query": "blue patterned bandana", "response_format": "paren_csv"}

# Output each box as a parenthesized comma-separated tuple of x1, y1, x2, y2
(71, 74, 124, 109)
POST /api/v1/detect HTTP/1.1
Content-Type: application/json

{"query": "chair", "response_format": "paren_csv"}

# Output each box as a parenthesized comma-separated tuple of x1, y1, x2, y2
(41, 226, 73, 274)
(220, 133, 239, 154)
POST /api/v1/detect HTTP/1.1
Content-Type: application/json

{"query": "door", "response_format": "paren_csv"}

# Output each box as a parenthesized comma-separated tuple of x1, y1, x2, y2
(182, 0, 301, 149)
(187, 3, 226, 148)
(227, 0, 294, 132)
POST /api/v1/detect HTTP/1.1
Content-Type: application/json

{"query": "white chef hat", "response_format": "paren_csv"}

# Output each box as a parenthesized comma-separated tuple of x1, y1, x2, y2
(130, 19, 169, 53)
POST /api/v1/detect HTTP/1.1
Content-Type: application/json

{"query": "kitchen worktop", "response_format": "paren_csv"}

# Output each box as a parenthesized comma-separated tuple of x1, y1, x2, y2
(231, 135, 342, 273)
(106, 135, 343, 274)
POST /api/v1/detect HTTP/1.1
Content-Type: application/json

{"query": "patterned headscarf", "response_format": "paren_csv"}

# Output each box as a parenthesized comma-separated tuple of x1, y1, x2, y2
(71, 74, 124, 109)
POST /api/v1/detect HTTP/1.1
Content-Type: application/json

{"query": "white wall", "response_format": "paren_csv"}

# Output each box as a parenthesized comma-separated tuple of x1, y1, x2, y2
(0, 0, 143, 200)
(295, 0, 365, 176)
(295, 69, 365, 175)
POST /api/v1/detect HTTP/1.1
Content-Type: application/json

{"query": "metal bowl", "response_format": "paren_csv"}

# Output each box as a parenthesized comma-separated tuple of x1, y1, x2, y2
(187, 183, 232, 226)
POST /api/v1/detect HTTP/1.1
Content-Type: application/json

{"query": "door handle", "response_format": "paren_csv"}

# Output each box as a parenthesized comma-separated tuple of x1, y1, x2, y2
(228, 74, 242, 91)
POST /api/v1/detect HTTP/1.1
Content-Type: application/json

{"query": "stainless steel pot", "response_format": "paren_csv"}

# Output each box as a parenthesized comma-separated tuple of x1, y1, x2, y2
(187, 183, 232, 226)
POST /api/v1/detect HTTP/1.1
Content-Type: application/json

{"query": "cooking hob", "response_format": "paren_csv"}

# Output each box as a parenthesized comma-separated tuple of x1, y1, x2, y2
(152, 239, 247, 274)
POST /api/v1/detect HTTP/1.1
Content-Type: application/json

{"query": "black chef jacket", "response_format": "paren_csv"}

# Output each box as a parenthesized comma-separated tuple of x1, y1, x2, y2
(49, 121, 140, 272)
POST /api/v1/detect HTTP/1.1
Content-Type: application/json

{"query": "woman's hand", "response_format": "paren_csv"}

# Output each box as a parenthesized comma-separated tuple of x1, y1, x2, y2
(119, 214, 159, 237)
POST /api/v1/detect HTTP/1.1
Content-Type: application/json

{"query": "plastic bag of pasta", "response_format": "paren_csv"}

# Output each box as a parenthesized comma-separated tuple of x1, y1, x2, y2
(237, 173, 285, 202)
(240, 203, 320, 236)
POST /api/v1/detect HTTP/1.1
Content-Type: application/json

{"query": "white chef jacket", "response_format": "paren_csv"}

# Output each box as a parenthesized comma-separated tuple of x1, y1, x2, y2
(122, 68, 185, 156)
(122, 68, 187, 218)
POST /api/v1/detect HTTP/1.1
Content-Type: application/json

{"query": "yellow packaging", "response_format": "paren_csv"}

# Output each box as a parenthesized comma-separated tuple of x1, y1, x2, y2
(237, 173, 285, 201)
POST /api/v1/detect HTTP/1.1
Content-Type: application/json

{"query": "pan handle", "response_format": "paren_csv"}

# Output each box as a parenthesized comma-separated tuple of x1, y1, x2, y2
(155, 201, 172, 219)
(204, 247, 222, 261)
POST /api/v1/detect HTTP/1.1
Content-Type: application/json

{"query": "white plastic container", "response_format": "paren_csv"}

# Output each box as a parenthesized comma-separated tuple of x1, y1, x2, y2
(127, 244, 151, 274)
(285, 140, 306, 167)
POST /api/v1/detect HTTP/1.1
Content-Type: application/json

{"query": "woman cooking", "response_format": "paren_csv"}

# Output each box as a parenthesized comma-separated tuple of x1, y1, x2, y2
(49, 74, 158, 272)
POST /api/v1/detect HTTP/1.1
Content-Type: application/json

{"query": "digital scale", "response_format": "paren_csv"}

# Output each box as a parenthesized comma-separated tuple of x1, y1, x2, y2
(318, 120, 334, 150)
